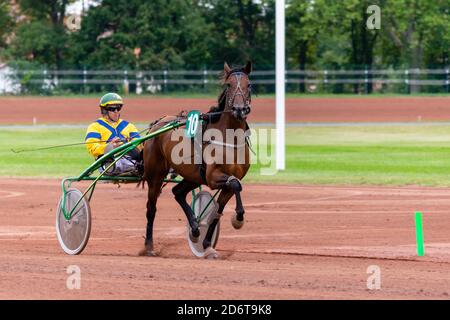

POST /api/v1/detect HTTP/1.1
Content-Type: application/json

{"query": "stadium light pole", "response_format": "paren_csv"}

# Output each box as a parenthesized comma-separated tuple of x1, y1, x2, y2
(276, 0, 286, 170)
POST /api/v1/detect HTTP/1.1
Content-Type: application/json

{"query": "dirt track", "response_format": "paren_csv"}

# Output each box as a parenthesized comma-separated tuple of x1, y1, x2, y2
(1, 96, 450, 300)
(0, 96, 449, 124)
(1, 179, 450, 299)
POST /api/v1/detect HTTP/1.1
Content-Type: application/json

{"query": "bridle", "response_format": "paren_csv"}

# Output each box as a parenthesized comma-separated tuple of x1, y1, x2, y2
(194, 70, 254, 155)
(227, 72, 251, 107)
(219, 71, 252, 118)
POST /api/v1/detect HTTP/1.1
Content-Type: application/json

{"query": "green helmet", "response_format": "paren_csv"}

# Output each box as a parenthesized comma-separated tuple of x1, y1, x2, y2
(99, 93, 124, 108)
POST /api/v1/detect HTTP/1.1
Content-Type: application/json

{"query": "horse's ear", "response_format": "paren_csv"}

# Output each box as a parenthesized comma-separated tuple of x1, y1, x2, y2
(224, 62, 231, 74)
(244, 61, 252, 74)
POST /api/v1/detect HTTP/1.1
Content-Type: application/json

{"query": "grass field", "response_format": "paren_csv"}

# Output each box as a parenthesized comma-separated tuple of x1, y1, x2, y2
(2, 124, 450, 186)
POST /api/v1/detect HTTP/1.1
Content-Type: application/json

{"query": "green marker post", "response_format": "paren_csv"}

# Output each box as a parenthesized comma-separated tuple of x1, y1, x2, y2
(415, 211, 424, 256)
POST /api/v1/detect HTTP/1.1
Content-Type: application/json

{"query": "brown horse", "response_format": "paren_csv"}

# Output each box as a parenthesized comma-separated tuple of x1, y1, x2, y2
(139, 61, 252, 258)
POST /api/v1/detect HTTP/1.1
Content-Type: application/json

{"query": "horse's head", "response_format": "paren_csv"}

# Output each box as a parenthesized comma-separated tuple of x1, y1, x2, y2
(222, 61, 252, 121)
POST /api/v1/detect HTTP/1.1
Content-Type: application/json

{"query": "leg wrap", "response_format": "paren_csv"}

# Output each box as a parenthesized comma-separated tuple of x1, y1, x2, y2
(226, 176, 242, 192)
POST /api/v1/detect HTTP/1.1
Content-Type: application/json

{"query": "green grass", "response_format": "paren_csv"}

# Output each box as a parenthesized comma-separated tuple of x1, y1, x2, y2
(3, 125, 450, 186)
(0, 128, 92, 177)
(247, 125, 450, 185)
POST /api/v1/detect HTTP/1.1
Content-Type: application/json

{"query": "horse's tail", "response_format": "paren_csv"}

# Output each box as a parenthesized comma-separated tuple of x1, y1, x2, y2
(136, 178, 145, 189)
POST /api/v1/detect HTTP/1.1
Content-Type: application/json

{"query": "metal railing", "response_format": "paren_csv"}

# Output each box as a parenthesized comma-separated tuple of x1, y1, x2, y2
(1, 67, 449, 94)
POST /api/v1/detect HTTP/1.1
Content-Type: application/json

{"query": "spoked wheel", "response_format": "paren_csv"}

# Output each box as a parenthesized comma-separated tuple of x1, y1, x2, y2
(187, 191, 220, 257)
(56, 188, 91, 255)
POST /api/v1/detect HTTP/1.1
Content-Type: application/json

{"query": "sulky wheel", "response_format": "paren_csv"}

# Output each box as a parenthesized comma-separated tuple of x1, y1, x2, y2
(56, 188, 91, 255)
(187, 191, 220, 257)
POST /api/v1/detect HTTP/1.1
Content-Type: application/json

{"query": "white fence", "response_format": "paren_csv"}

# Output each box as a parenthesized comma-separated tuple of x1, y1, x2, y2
(1, 67, 449, 94)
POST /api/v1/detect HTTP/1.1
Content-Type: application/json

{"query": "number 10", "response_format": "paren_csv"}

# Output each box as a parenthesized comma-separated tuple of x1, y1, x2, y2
(188, 113, 199, 136)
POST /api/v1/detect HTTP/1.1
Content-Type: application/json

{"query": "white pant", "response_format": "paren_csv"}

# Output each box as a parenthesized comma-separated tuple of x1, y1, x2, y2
(100, 156, 137, 176)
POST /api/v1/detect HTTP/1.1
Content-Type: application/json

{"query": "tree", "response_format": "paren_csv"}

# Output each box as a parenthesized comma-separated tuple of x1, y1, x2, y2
(286, 0, 324, 92)
(69, 0, 213, 70)
(345, 0, 380, 93)
(199, 0, 275, 69)
(1, 0, 447, 95)
(0, 1, 14, 53)
(382, 0, 449, 92)
(6, 0, 76, 69)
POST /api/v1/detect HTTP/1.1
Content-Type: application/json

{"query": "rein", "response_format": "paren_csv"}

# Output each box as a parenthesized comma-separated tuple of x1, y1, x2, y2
(205, 140, 247, 149)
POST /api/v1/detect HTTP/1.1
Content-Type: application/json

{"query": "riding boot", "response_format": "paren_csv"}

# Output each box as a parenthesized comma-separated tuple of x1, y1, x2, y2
(127, 147, 142, 161)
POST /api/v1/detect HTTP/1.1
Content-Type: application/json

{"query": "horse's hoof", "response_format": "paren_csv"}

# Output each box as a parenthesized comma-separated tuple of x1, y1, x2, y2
(138, 243, 156, 256)
(203, 247, 219, 260)
(189, 228, 200, 243)
(231, 214, 244, 229)
(138, 249, 156, 257)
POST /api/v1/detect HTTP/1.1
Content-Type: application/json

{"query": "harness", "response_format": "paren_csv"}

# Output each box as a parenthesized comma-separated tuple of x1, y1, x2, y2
(194, 71, 254, 184)
(149, 70, 254, 185)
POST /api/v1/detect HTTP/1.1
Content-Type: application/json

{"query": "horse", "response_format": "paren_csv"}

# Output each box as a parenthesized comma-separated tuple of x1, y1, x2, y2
(139, 61, 252, 258)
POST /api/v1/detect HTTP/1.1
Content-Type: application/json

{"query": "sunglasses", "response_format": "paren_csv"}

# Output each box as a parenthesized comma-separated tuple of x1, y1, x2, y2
(106, 106, 122, 112)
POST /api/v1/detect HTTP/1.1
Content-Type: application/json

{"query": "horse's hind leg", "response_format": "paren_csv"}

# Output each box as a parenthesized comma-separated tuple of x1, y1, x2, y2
(172, 180, 200, 241)
(139, 176, 166, 256)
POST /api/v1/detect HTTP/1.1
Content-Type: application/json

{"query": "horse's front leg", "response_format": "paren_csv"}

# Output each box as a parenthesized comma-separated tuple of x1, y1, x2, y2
(226, 176, 246, 229)
(202, 188, 233, 250)
(202, 172, 246, 255)
(208, 172, 246, 229)
(172, 180, 200, 241)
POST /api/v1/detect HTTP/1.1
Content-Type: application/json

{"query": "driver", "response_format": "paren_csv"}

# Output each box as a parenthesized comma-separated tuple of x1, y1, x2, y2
(85, 92, 143, 176)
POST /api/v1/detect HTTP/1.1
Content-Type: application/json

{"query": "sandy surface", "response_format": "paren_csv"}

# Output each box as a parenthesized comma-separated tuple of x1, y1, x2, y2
(1, 179, 450, 299)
